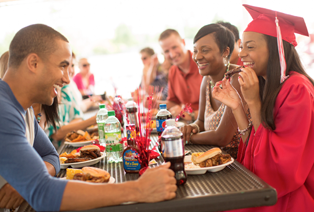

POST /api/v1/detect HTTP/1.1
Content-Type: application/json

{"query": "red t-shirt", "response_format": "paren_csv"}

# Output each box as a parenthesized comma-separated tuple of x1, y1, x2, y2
(167, 51, 203, 110)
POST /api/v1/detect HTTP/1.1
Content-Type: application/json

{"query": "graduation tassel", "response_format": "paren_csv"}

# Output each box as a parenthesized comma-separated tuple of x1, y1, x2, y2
(275, 12, 288, 83)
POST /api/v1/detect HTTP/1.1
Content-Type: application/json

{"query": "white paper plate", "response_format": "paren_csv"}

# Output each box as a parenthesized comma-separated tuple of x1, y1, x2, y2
(64, 140, 94, 147)
(184, 155, 234, 175)
(61, 176, 115, 184)
(60, 153, 105, 169)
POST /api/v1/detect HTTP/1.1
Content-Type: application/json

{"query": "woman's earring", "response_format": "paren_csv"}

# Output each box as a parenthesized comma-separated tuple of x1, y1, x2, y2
(223, 57, 228, 66)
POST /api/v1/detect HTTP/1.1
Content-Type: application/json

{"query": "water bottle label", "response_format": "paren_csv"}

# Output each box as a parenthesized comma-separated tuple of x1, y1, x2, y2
(162, 138, 184, 158)
(97, 123, 105, 139)
(127, 113, 138, 127)
(156, 119, 167, 132)
(105, 132, 123, 152)
(123, 149, 141, 171)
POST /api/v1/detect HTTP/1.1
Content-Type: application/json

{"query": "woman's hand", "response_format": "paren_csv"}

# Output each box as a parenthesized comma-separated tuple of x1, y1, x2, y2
(212, 78, 242, 110)
(238, 67, 260, 105)
(180, 124, 198, 143)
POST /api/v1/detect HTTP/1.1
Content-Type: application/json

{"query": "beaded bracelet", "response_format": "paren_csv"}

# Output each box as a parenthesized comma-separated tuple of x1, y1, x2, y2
(190, 123, 200, 134)
(238, 120, 252, 135)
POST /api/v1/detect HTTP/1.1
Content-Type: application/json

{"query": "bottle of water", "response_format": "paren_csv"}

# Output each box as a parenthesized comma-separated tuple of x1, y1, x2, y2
(161, 119, 187, 185)
(105, 111, 123, 163)
(96, 104, 108, 146)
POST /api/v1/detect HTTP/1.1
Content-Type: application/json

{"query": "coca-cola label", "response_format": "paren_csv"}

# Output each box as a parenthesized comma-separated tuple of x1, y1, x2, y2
(162, 138, 184, 158)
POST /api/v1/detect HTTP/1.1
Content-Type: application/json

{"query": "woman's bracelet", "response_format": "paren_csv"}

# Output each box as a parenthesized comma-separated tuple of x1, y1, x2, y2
(238, 120, 252, 135)
(190, 123, 200, 134)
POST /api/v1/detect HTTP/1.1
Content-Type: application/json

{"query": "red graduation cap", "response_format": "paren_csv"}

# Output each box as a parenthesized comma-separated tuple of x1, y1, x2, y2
(243, 4, 309, 47)
(243, 4, 309, 83)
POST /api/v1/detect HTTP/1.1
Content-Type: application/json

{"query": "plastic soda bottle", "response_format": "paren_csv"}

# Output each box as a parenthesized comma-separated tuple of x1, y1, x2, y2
(96, 104, 108, 146)
(156, 104, 172, 151)
(161, 119, 187, 185)
(104, 111, 123, 163)
(125, 100, 139, 133)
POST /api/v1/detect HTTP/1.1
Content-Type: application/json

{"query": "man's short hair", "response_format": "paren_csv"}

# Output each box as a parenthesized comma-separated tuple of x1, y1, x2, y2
(159, 29, 181, 41)
(216, 21, 240, 42)
(9, 24, 69, 68)
(140, 47, 155, 56)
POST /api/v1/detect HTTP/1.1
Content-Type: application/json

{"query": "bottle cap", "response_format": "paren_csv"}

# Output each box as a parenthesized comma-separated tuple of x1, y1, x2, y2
(108, 111, 115, 116)
(166, 119, 175, 127)
(159, 104, 167, 110)
(99, 104, 106, 109)
(126, 100, 137, 109)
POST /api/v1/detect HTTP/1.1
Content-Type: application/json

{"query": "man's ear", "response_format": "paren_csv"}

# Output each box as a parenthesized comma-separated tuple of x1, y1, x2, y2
(182, 38, 186, 46)
(26, 53, 40, 73)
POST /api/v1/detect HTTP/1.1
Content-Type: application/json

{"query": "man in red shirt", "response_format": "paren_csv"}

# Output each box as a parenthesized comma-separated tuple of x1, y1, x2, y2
(158, 29, 202, 122)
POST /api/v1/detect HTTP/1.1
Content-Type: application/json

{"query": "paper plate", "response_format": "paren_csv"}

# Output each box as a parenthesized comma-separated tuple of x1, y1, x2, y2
(60, 153, 105, 169)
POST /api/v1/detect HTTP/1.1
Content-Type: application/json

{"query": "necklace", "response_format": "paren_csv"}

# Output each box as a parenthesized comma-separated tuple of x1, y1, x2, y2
(36, 104, 42, 123)
(210, 62, 230, 89)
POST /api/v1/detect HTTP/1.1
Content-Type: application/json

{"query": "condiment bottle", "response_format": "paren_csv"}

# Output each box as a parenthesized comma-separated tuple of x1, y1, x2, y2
(123, 124, 141, 173)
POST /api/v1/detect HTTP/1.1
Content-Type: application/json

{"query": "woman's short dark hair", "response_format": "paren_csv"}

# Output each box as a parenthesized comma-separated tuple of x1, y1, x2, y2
(260, 35, 314, 130)
(194, 24, 235, 60)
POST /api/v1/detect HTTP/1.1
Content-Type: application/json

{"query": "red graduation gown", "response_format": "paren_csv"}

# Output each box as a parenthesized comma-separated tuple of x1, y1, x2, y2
(234, 72, 314, 212)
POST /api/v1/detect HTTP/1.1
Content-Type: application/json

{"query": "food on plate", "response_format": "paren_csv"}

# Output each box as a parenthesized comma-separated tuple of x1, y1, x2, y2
(73, 167, 110, 183)
(191, 148, 231, 167)
(65, 158, 91, 163)
(66, 168, 83, 179)
(59, 150, 78, 159)
(65, 130, 93, 142)
(79, 145, 101, 159)
(60, 157, 68, 164)
(60, 145, 102, 164)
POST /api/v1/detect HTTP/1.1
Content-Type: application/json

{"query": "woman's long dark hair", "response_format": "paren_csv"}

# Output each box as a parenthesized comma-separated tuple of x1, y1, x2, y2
(42, 97, 59, 130)
(261, 35, 314, 130)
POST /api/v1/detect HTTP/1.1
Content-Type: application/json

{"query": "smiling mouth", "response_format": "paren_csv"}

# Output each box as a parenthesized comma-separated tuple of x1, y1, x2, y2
(243, 62, 254, 67)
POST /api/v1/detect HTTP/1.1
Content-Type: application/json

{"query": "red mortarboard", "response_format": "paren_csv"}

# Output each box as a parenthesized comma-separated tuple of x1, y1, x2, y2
(243, 4, 309, 83)
(243, 4, 309, 47)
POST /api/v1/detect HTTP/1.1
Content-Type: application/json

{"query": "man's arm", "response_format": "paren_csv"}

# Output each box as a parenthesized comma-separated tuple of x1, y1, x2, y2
(60, 163, 176, 211)
(33, 119, 60, 176)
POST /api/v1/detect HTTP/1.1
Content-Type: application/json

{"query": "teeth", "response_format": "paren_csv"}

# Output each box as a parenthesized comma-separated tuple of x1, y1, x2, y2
(53, 84, 62, 89)
(198, 63, 208, 67)
(243, 62, 254, 66)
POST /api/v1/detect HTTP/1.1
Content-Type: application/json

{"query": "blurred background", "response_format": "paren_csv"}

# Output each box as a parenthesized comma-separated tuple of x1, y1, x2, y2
(0, 0, 313, 98)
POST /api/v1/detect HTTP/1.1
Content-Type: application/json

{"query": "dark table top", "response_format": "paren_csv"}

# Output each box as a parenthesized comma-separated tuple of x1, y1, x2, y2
(57, 135, 277, 212)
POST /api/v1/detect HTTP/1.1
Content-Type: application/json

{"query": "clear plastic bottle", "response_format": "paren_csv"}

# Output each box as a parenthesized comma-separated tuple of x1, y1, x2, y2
(105, 111, 123, 163)
(161, 119, 187, 185)
(156, 104, 172, 151)
(96, 104, 108, 146)
(125, 100, 139, 133)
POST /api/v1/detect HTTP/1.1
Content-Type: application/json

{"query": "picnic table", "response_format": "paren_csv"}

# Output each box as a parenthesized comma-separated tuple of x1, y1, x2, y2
(57, 135, 277, 212)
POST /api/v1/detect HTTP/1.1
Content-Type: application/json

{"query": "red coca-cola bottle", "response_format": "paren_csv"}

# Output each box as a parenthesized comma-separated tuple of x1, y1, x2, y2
(161, 119, 187, 186)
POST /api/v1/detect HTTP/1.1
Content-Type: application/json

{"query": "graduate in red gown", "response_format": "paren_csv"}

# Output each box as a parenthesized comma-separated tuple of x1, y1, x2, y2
(212, 4, 314, 212)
